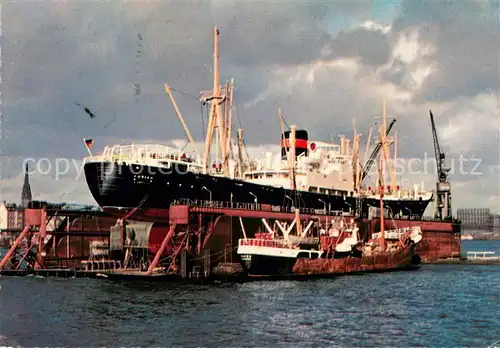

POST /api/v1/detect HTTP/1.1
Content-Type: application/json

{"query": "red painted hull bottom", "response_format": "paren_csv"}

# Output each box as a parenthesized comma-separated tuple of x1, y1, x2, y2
(293, 244, 419, 276)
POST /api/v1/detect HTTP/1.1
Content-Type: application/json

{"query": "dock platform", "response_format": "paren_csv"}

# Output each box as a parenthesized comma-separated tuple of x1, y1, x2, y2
(0, 269, 106, 278)
(1, 200, 492, 283)
(426, 251, 500, 265)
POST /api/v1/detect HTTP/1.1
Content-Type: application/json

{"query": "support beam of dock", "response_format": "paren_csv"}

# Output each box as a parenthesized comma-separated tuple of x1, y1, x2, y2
(0, 225, 32, 270)
(202, 215, 223, 250)
(146, 224, 176, 275)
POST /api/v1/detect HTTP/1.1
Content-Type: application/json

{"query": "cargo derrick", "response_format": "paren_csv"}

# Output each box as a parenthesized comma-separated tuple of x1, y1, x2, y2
(359, 119, 396, 183)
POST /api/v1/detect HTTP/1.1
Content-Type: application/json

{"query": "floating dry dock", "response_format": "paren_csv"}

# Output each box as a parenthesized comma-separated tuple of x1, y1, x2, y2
(0, 199, 475, 280)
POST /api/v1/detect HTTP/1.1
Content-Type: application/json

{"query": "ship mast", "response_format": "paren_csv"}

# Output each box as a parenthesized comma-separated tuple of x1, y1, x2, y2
(237, 128, 244, 178)
(380, 100, 397, 193)
(222, 81, 229, 166)
(202, 26, 228, 175)
(393, 130, 398, 191)
(377, 141, 387, 251)
(376, 101, 393, 250)
(289, 124, 301, 229)
(380, 101, 388, 189)
(379, 100, 396, 191)
(225, 78, 235, 161)
(363, 127, 373, 169)
(214, 27, 227, 172)
(352, 118, 362, 193)
(289, 125, 297, 191)
(278, 107, 288, 158)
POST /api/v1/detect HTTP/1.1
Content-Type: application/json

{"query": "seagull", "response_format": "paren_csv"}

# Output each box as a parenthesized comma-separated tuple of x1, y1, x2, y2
(73, 101, 96, 119)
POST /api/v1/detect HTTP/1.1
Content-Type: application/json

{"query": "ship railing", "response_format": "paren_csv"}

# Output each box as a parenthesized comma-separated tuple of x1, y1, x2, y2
(403, 215, 459, 223)
(87, 144, 202, 164)
(372, 215, 460, 224)
(372, 226, 422, 240)
(359, 189, 432, 200)
(82, 155, 107, 163)
(170, 198, 335, 215)
(238, 238, 290, 248)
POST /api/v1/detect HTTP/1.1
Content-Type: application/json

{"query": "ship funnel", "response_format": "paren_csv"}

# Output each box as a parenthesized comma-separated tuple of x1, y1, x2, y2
(281, 129, 308, 159)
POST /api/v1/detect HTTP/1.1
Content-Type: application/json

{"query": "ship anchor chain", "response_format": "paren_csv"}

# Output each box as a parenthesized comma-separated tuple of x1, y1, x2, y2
(121, 193, 149, 222)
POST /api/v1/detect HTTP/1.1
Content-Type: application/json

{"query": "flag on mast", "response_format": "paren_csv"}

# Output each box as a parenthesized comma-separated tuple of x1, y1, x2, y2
(83, 138, 94, 156)
(84, 138, 94, 148)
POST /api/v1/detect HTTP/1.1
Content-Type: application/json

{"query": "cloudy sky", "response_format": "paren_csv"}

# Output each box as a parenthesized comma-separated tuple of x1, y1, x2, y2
(1, 1, 499, 214)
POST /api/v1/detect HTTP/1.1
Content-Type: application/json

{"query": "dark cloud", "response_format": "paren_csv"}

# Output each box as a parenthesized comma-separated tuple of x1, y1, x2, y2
(216, 1, 382, 67)
(221, 6, 330, 67)
(2, 1, 382, 160)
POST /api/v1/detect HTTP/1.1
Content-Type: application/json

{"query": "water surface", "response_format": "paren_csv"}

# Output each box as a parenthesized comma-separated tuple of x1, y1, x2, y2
(0, 242, 499, 347)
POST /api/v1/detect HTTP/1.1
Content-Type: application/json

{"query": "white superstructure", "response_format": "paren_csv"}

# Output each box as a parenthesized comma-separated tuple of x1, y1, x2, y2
(242, 140, 354, 195)
(240, 138, 432, 202)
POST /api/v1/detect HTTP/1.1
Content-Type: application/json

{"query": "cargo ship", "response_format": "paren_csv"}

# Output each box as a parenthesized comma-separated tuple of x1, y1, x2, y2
(83, 26, 432, 220)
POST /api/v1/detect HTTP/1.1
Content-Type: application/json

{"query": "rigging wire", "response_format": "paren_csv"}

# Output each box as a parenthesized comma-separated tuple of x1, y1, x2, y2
(280, 111, 291, 130)
(169, 87, 200, 102)
(232, 99, 251, 160)
(234, 103, 243, 130)
(200, 102, 206, 142)
(134, 32, 143, 101)
(162, 85, 210, 143)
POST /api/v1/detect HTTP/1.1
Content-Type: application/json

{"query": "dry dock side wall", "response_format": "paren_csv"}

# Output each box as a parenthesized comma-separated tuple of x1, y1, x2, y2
(370, 218, 461, 262)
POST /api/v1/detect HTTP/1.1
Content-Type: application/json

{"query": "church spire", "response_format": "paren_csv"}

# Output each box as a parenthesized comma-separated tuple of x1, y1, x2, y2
(21, 163, 32, 208)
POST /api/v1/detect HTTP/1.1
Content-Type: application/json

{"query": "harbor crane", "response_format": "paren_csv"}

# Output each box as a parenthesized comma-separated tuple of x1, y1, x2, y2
(429, 110, 452, 220)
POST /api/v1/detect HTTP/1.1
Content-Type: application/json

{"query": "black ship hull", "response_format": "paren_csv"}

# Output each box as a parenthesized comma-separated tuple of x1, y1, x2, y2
(240, 254, 297, 276)
(83, 161, 431, 217)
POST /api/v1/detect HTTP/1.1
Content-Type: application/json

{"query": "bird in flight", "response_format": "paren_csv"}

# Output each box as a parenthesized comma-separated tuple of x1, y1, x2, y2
(73, 101, 96, 119)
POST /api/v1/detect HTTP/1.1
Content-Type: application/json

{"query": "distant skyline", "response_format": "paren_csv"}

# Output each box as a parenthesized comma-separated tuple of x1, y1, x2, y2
(1, 1, 499, 214)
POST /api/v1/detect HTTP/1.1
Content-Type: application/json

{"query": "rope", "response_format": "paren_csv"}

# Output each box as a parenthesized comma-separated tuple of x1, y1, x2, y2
(169, 87, 201, 101)
(234, 103, 243, 129)
(134, 32, 143, 99)
(200, 102, 206, 141)
(280, 111, 291, 130)
(122, 193, 148, 221)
